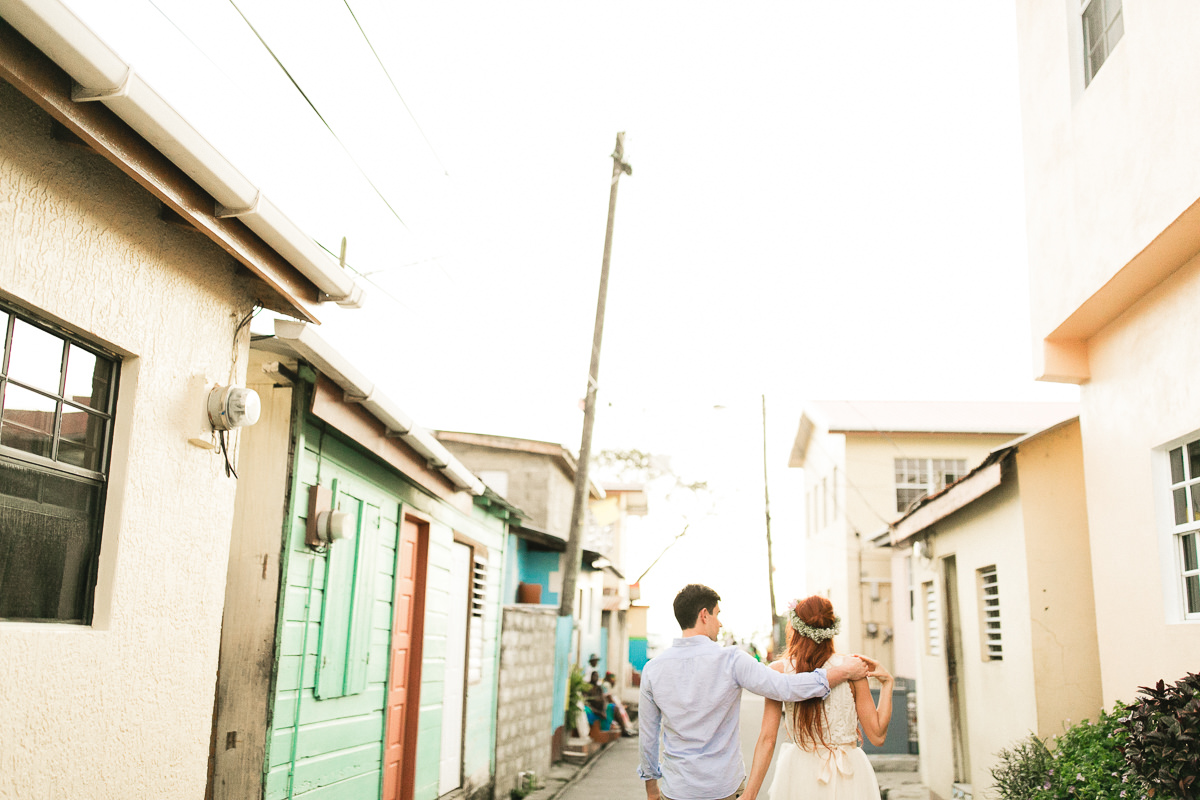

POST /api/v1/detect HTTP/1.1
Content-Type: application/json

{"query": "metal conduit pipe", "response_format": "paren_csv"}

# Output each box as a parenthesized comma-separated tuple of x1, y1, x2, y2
(272, 320, 485, 495)
(0, 0, 365, 308)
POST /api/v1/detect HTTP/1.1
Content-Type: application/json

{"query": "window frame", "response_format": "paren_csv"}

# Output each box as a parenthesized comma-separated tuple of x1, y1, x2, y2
(0, 298, 120, 625)
(895, 458, 969, 513)
(454, 531, 489, 686)
(1081, 0, 1124, 87)
(1156, 433, 1200, 623)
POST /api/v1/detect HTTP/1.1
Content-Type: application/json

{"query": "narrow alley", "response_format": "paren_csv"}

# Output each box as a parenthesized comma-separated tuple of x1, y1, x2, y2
(556, 694, 929, 800)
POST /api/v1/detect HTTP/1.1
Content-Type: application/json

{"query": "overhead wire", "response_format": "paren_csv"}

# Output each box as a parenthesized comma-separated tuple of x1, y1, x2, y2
(315, 241, 414, 312)
(340, 0, 450, 176)
(226, 0, 411, 230)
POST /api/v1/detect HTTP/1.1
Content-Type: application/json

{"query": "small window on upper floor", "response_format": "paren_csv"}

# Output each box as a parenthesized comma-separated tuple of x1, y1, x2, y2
(1082, 0, 1124, 86)
(895, 458, 968, 513)
(0, 300, 119, 624)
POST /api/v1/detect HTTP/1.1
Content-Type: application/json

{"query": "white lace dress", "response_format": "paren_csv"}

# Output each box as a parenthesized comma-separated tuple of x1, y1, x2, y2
(768, 655, 882, 800)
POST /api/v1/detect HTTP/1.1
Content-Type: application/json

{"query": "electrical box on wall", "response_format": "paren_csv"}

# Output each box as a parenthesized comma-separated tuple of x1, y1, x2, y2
(208, 384, 261, 430)
(306, 485, 349, 547)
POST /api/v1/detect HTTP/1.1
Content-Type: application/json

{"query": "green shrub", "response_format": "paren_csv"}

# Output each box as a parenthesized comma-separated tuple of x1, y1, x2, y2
(992, 732, 1053, 800)
(991, 704, 1147, 800)
(1043, 704, 1145, 800)
(1120, 672, 1200, 800)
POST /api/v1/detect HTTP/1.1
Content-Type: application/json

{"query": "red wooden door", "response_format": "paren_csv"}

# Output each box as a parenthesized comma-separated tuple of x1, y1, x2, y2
(382, 516, 428, 800)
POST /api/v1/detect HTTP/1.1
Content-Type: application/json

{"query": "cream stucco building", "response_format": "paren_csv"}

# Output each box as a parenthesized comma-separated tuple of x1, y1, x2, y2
(889, 418, 1100, 800)
(1015, 0, 1200, 704)
(788, 401, 1078, 682)
(0, 5, 363, 798)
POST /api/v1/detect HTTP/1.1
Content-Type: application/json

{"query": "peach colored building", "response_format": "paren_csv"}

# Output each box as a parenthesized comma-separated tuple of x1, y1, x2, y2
(1015, 0, 1200, 704)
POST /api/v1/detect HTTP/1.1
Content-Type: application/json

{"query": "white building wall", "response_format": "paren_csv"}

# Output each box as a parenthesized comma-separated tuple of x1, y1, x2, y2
(1014, 1, 1200, 704)
(0, 81, 255, 798)
(1080, 254, 1200, 703)
(1015, 0, 1200, 361)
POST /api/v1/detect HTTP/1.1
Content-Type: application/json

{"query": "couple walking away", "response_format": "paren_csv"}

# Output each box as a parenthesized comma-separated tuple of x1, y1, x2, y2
(638, 584, 895, 800)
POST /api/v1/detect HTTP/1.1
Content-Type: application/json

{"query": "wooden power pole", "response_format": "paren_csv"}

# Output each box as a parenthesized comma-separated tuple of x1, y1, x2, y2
(762, 394, 781, 643)
(560, 133, 632, 621)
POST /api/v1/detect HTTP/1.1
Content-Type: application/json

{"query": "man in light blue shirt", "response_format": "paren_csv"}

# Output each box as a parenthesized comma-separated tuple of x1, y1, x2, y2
(638, 584, 869, 800)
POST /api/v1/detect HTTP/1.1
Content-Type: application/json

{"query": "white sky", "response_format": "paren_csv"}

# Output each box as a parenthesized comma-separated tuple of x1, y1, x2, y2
(67, 0, 1078, 642)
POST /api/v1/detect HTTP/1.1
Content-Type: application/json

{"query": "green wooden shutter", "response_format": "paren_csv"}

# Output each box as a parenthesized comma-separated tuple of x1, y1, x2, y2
(344, 502, 380, 694)
(316, 482, 356, 699)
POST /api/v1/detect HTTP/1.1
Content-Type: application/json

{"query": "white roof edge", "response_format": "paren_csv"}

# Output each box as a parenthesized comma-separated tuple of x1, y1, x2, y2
(0, 0, 365, 308)
(271, 320, 486, 495)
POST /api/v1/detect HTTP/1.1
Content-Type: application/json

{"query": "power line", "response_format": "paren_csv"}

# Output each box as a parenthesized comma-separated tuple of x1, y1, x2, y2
(341, 0, 450, 177)
(226, 0, 410, 230)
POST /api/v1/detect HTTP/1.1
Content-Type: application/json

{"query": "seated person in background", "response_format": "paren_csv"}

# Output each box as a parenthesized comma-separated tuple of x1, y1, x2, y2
(586, 670, 633, 737)
(603, 670, 635, 733)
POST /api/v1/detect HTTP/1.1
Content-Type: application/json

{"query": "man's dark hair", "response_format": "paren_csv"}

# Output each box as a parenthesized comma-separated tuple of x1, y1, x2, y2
(673, 584, 720, 629)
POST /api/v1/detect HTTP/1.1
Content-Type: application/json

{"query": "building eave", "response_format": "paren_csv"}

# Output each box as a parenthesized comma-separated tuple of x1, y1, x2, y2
(0, 1, 365, 315)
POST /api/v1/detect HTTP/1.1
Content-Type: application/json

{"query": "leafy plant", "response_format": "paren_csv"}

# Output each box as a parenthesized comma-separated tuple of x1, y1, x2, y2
(991, 704, 1146, 800)
(1043, 704, 1145, 800)
(565, 665, 587, 732)
(1121, 672, 1200, 800)
(992, 733, 1053, 800)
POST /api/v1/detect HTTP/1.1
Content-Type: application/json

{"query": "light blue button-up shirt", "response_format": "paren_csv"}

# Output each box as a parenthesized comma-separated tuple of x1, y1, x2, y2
(637, 636, 830, 800)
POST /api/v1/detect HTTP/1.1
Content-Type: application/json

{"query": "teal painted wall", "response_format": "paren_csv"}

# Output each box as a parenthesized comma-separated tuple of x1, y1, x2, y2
(265, 399, 506, 800)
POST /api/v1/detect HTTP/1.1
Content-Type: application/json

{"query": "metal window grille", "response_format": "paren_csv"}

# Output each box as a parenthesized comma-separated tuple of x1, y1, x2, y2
(979, 566, 1003, 661)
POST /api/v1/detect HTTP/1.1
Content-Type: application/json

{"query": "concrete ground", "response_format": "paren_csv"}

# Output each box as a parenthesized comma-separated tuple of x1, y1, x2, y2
(543, 693, 930, 800)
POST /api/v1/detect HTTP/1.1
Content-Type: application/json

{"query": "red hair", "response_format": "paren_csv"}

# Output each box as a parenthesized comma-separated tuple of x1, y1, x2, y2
(785, 595, 837, 750)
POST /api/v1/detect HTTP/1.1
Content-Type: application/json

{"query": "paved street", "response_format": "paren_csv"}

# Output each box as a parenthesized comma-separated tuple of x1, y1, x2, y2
(558, 694, 929, 800)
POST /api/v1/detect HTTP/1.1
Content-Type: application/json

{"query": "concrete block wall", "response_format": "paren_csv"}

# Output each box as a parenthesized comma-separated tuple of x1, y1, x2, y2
(494, 605, 558, 797)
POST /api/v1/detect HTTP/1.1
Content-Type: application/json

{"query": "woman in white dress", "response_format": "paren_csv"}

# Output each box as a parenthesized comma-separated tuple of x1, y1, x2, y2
(741, 595, 894, 800)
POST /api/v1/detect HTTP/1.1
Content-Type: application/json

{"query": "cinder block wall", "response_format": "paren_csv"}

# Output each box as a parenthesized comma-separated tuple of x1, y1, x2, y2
(494, 605, 558, 796)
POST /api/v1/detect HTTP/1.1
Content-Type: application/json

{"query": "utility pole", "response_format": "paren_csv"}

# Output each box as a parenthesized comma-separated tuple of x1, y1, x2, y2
(762, 394, 780, 644)
(560, 133, 632, 622)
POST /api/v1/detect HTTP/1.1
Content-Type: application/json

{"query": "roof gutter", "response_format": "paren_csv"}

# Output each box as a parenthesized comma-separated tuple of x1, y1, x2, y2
(0, 0, 364, 308)
(272, 319, 485, 495)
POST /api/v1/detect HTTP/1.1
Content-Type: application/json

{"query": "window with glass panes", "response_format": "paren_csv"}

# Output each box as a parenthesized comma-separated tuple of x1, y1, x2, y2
(1167, 440, 1200, 619)
(895, 458, 968, 513)
(0, 301, 118, 623)
(1082, 0, 1123, 86)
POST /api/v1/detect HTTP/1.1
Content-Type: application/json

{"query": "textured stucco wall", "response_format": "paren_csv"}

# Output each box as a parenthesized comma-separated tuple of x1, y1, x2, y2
(1014, 420, 1103, 734)
(1081, 253, 1200, 704)
(0, 81, 255, 798)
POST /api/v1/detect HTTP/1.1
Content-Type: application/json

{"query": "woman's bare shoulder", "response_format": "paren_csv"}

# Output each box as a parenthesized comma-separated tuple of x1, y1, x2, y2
(767, 659, 788, 672)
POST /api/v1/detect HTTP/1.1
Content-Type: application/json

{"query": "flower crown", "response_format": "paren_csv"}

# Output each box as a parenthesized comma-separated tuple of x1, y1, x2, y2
(786, 599, 840, 642)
